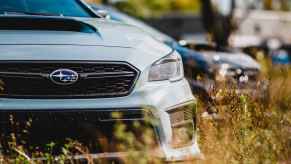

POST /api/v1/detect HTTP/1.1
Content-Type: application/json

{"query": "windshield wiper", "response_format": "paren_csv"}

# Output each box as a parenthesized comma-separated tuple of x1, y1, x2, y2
(0, 10, 62, 16)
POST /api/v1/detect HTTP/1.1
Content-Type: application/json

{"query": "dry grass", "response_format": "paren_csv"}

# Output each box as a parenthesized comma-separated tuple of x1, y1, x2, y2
(198, 67, 291, 164)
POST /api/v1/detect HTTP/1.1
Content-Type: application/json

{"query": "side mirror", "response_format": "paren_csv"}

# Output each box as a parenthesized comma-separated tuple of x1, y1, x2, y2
(96, 10, 111, 20)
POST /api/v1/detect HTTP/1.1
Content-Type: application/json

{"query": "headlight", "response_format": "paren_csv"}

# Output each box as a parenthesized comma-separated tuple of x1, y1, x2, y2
(216, 63, 243, 82)
(148, 51, 184, 82)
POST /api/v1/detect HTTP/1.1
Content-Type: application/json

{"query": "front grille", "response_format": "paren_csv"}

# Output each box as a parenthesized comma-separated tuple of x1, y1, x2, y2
(0, 61, 139, 98)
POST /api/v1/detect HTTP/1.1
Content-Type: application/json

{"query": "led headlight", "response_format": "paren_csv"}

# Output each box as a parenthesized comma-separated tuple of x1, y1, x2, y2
(216, 63, 244, 82)
(148, 51, 184, 82)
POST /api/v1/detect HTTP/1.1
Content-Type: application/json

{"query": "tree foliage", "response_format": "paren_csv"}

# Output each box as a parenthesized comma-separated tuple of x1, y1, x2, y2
(113, 0, 200, 18)
(263, 0, 290, 11)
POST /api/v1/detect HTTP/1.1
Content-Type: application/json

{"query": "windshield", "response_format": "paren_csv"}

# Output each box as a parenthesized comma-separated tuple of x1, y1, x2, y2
(0, 0, 93, 17)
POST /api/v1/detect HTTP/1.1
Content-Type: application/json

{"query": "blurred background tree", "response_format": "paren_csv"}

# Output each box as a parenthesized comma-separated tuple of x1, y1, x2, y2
(171, 0, 201, 13)
(263, 0, 273, 10)
(263, 0, 290, 11)
(200, 0, 236, 47)
(91, 0, 291, 17)
(280, 0, 290, 11)
(115, 0, 171, 18)
(101, 0, 200, 18)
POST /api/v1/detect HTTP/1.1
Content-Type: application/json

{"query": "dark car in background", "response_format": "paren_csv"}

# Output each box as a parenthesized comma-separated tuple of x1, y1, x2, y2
(188, 43, 269, 102)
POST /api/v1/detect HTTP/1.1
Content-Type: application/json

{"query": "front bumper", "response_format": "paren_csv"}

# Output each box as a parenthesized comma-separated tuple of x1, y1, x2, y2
(0, 78, 201, 161)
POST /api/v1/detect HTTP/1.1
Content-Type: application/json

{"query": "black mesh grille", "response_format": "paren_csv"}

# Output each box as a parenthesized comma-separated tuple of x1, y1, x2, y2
(0, 61, 139, 98)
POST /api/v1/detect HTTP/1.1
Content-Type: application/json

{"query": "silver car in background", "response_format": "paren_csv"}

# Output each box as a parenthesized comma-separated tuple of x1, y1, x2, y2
(0, 0, 201, 162)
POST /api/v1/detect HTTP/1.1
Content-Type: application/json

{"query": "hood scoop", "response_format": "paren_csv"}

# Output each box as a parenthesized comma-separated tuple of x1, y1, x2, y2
(0, 16, 97, 33)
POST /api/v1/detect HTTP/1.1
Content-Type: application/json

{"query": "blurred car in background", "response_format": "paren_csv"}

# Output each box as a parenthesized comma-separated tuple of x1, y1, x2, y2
(231, 9, 291, 66)
(188, 43, 269, 102)
(232, 9, 291, 50)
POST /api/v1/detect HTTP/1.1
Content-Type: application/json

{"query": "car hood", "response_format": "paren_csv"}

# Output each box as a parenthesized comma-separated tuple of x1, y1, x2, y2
(0, 16, 169, 49)
(0, 16, 172, 70)
(201, 51, 261, 69)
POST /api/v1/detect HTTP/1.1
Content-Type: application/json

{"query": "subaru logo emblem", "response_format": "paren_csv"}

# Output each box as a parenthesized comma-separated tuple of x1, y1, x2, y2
(50, 69, 79, 85)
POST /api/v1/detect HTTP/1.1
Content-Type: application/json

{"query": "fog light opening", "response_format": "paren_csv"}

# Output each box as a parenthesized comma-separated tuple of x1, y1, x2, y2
(168, 104, 196, 148)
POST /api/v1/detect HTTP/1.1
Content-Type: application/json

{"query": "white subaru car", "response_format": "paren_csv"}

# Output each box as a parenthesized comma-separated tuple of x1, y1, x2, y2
(0, 0, 201, 162)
